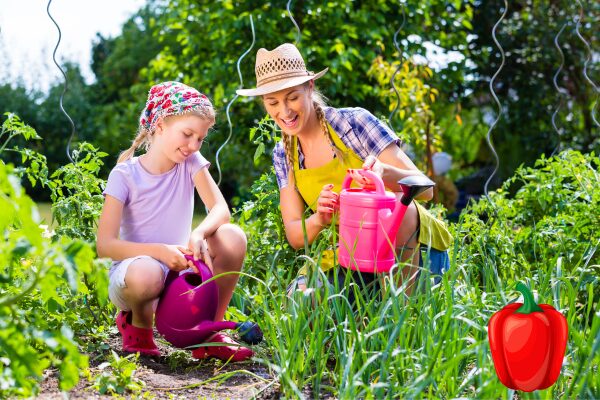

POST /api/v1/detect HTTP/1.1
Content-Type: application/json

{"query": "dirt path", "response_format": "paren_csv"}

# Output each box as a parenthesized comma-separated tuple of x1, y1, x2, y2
(37, 332, 278, 399)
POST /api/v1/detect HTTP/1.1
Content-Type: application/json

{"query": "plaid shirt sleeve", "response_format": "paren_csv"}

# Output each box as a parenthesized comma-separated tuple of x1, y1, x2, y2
(272, 141, 289, 189)
(326, 107, 400, 160)
(348, 108, 400, 158)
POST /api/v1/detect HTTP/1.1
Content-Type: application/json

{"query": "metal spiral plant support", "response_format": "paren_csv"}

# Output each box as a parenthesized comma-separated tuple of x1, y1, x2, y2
(550, 22, 569, 156)
(46, 0, 75, 163)
(483, 0, 508, 207)
(388, 2, 407, 134)
(286, 0, 301, 44)
(574, 0, 599, 129)
(216, 15, 256, 186)
(47, 0, 100, 326)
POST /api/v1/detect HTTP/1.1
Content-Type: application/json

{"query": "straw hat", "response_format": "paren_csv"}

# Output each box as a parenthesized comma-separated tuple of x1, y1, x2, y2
(236, 43, 328, 97)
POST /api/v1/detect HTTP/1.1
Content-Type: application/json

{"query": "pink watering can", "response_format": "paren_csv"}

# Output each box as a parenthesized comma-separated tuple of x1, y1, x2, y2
(155, 255, 262, 349)
(338, 169, 435, 273)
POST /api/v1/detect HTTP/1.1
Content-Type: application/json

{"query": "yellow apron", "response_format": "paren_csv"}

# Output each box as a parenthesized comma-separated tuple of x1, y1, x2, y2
(292, 124, 452, 275)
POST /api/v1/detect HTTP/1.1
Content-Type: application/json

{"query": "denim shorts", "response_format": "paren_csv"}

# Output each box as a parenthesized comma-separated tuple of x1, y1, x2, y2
(419, 247, 450, 285)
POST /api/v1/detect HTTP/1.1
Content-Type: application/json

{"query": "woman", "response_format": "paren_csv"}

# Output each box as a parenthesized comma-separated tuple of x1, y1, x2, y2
(237, 43, 452, 296)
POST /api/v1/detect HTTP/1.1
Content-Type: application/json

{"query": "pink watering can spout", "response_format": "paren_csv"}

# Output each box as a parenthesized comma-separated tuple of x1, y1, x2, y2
(155, 255, 262, 349)
(377, 174, 436, 258)
(339, 169, 434, 273)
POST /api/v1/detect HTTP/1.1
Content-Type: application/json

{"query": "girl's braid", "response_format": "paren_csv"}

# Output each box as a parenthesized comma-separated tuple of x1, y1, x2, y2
(117, 129, 151, 164)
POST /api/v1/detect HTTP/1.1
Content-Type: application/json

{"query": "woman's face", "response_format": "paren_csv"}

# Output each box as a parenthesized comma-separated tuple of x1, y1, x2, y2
(263, 82, 314, 136)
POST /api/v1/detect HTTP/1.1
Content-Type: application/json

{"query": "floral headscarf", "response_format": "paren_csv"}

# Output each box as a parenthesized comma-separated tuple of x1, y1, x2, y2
(139, 81, 213, 132)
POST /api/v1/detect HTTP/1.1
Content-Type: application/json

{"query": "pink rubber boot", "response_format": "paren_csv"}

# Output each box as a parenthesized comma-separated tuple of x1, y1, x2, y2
(191, 332, 253, 362)
(116, 310, 160, 357)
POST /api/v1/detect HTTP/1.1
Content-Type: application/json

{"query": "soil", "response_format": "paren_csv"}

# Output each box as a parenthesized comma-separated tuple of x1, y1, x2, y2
(36, 329, 280, 399)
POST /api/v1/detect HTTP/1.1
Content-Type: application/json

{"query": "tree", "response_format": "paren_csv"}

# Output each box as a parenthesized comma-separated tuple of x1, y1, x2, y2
(88, 3, 169, 172)
(0, 64, 94, 199)
(138, 0, 474, 202)
(466, 0, 599, 178)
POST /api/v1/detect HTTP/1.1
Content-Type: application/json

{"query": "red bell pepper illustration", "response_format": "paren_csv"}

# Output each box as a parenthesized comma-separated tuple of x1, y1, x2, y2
(488, 282, 568, 392)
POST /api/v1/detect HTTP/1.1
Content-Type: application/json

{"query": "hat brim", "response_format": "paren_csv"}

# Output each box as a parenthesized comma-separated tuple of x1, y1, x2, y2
(236, 68, 328, 97)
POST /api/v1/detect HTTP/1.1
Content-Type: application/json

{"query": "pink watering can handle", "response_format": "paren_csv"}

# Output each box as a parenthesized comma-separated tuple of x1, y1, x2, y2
(163, 255, 213, 292)
(342, 169, 386, 193)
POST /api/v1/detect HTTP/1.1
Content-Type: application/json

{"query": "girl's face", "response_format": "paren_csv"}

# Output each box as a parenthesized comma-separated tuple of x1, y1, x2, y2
(155, 114, 212, 163)
(263, 82, 313, 136)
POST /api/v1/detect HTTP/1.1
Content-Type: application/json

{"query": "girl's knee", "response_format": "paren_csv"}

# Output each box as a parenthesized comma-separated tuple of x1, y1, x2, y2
(124, 258, 165, 299)
(221, 223, 247, 248)
(211, 223, 247, 262)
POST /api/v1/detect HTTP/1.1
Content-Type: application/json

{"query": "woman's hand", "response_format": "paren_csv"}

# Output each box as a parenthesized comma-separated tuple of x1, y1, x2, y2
(159, 244, 192, 272)
(316, 183, 339, 226)
(362, 155, 385, 176)
(348, 155, 385, 190)
(188, 230, 214, 272)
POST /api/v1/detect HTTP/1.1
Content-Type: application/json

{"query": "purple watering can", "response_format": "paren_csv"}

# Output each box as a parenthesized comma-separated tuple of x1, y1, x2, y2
(155, 255, 262, 349)
(338, 169, 435, 273)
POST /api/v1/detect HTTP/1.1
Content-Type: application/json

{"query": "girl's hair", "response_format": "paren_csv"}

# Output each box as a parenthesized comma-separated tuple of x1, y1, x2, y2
(117, 107, 215, 164)
(279, 84, 346, 190)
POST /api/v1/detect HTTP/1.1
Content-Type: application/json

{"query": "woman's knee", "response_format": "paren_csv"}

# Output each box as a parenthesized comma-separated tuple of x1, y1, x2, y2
(396, 202, 419, 247)
(123, 258, 165, 300)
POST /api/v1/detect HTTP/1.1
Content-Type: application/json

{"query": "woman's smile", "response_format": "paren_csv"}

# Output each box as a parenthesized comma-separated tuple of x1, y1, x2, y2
(280, 114, 299, 129)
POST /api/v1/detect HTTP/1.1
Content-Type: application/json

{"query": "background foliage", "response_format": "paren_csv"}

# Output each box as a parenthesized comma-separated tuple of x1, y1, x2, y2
(2, 0, 596, 204)
(0, 114, 111, 396)
(0, 0, 599, 397)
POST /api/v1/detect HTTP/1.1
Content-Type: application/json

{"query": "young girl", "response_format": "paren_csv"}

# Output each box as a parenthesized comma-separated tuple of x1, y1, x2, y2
(237, 44, 452, 296)
(96, 81, 252, 361)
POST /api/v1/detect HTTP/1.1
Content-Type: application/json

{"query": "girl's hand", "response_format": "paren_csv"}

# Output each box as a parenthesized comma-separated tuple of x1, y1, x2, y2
(188, 230, 214, 272)
(316, 183, 339, 226)
(160, 245, 192, 272)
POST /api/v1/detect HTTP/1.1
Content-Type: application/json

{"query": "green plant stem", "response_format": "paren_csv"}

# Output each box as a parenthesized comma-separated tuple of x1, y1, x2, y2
(0, 133, 17, 154)
(0, 268, 42, 308)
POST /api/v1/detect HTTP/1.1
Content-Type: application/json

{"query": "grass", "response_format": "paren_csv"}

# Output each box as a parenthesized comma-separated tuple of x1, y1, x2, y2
(231, 153, 600, 398)
(234, 233, 600, 398)
(192, 213, 205, 230)
(31, 203, 599, 398)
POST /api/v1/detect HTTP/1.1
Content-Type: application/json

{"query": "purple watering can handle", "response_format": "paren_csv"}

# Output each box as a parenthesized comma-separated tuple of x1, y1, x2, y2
(184, 254, 213, 283)
(342, 169, 386, 193)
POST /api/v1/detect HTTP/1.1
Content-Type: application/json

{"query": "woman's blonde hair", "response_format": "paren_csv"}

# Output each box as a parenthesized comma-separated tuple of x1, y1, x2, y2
(117, 107, 215, 164)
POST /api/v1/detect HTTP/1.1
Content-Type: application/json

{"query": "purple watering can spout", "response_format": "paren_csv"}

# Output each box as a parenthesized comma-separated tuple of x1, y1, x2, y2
(155, 255, 262, 349)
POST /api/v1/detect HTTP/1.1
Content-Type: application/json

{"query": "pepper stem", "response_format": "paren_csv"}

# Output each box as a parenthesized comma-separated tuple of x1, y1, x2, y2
(515, 282, 543, 314)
